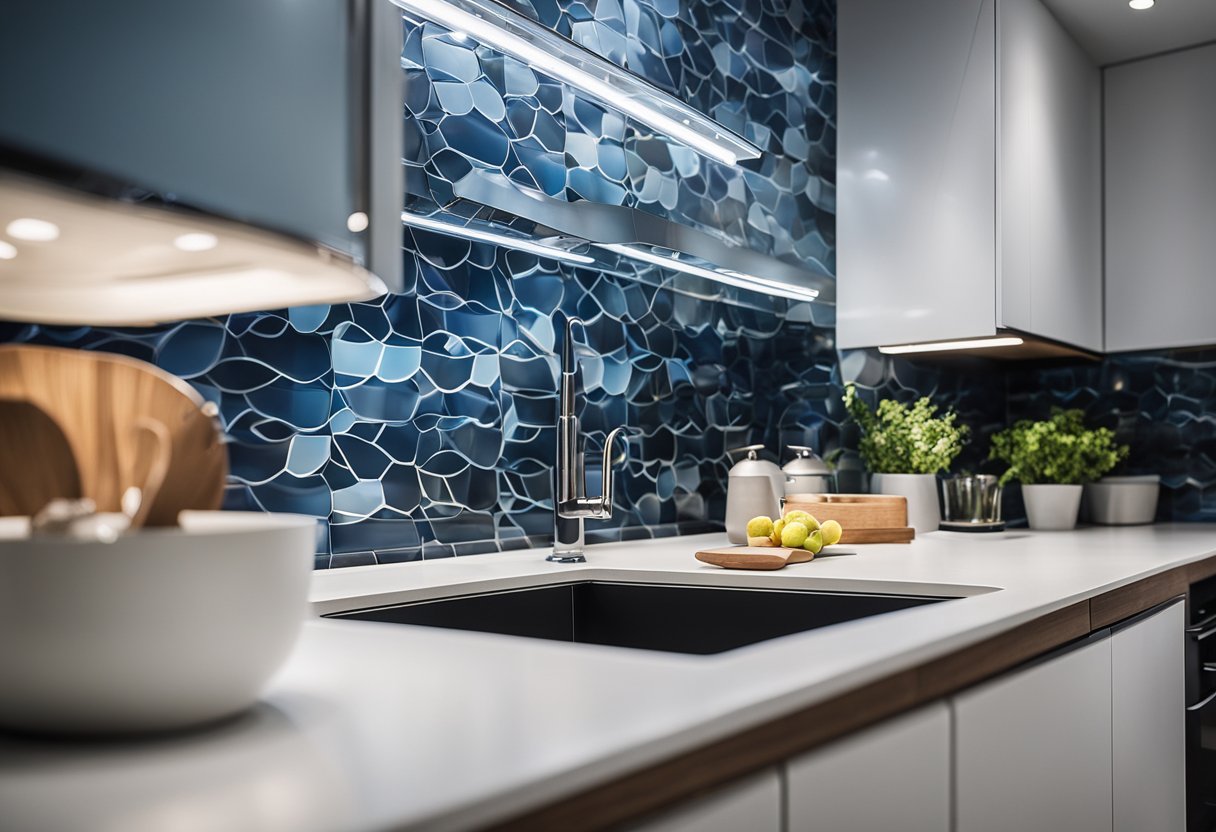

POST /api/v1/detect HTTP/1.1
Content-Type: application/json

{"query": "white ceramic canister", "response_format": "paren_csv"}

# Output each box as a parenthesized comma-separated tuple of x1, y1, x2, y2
(870, 472, 941, 534)
(725, 445, 783, 543)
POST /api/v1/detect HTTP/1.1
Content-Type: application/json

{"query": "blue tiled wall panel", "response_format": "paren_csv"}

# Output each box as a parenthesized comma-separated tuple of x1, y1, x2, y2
(1, 0, 845, 568)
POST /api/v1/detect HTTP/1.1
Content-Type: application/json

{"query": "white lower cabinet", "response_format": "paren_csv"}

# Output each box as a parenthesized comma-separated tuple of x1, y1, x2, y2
(621, 768, 780, 832)
(628, 601, 1185, 832)
(786, 703, 951, 831)
(954, 634, 1114, 832)
(1112, 600, 1186, 832)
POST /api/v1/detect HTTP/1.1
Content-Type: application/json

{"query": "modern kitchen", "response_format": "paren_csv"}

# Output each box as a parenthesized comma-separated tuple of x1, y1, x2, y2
(1, 0, 1214, 830)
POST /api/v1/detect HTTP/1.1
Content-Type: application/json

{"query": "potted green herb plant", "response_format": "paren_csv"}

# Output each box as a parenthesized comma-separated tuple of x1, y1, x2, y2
(989, 409, 1128, 530)
(843, 383, 969, 533)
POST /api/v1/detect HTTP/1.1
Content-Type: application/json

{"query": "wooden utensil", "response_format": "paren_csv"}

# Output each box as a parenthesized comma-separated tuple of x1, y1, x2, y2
(124, 418, 173, 529)
(0, 345, 226, 521)
(0, 398, 82, 516)
(695, 546, 815, 570)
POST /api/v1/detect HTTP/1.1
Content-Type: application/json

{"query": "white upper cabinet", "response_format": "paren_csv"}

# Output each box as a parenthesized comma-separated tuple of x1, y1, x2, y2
(1104, 43, 1216, 353)
(837, 0, 1103, 352)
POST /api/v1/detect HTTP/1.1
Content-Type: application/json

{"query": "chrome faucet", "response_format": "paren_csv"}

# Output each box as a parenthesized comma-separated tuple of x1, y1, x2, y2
(550, 317, 631, 563)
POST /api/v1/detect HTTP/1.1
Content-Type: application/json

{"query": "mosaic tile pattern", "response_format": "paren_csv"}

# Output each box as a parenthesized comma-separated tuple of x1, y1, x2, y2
(402, 0, 836, 280)
(0, 0, 843, 568)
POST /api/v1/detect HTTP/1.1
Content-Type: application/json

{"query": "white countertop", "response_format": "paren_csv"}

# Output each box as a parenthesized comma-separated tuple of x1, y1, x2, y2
(4, 524, 1216, 832)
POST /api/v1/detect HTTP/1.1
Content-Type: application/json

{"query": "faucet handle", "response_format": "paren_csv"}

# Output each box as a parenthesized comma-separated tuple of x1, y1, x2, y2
(594, 426, 634, 518)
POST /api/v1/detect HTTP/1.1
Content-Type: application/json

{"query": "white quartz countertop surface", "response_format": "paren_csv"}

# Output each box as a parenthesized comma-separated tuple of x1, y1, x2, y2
(5, 525, 1216, 832)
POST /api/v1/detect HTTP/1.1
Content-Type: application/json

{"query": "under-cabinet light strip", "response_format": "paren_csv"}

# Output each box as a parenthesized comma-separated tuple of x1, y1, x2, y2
(389, 0, 760, 167)
(401, 211, 595, 265)
(878, 337, 1025, 355)
(600, 243, 819, 302)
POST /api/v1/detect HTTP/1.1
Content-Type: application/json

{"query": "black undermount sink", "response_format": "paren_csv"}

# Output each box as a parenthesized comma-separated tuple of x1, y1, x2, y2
(327, 582, 952, 655)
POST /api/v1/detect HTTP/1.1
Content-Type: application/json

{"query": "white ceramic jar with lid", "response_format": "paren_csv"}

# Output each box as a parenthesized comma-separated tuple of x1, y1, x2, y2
(725, 445, 784, 543)
(782, 445, 834, 496)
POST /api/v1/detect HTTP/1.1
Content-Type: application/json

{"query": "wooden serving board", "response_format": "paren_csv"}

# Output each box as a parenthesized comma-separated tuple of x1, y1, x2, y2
(695, 546, 814, 570)
(785, 493, 908, 530)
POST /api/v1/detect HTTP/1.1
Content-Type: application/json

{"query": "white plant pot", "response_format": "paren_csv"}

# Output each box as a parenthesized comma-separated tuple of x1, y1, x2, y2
(871, 473, 940, 534)
(1084, 475, 1160, 525)
(1022, 484, 1084, 530)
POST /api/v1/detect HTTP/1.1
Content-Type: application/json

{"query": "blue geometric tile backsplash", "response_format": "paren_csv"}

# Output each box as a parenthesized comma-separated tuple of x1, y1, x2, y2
(3, 0, 1213, 567)
(2, 0, 845, 568)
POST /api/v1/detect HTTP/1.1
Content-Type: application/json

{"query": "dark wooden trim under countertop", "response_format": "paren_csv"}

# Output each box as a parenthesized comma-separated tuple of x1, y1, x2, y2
(487, 556, 1212, 832)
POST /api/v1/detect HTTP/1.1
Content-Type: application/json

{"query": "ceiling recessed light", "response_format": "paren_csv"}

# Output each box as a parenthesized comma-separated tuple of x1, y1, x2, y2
(0, 241, 16, 260)
(1129, 0, 1154, 10)
(6, 218, 60, 242)
(173, 232, 218, 252)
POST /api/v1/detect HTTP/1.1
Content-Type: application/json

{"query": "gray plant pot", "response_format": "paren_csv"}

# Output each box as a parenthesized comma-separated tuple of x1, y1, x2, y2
(1022, 484, 1083, 531)
(1084, 476, 1160, 525)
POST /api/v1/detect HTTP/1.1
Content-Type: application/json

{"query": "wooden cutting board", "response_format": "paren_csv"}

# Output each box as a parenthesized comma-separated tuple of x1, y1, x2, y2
(784, 493, 908, 530)
(695, 546, 814, 570)
(0, 345, 226, 523)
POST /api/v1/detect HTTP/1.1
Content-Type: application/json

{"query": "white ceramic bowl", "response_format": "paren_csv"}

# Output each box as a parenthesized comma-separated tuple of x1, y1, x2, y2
(0, 511, 315, 735)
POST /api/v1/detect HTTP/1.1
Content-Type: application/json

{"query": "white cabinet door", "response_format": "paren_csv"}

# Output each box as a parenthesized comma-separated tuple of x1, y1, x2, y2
(954, 634, 1113, 832)
(1112, 600, 1186, 832)
(837, 0, 997, 350)
(998, 0, 1103, 352)
(1105, 43, 1216, 352)
(786, 703, 951, 832)
(621, 768, 780, 832)
(838, 0, 1102, 352)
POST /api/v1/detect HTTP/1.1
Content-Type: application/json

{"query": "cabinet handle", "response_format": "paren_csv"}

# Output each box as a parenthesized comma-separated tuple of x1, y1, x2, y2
(1188, 688, 1216, 712)
(1188, 623, 1216, 641)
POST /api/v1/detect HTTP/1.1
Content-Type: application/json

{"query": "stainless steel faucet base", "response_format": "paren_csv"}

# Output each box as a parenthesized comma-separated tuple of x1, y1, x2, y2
(545, 553, 587, 564)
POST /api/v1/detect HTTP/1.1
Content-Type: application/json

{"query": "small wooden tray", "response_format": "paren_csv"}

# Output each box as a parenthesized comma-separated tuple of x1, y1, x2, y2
(838, 526, 915, 544)
(695, 546, 814, 571)
(785, 493, 908, 530)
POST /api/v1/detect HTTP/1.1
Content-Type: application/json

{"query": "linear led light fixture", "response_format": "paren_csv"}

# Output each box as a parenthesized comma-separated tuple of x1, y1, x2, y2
(389, 0, 761, 167)
(600, 243, 819, 302)
(401, 210, 595, 264)
(879, 336, 1025, 355)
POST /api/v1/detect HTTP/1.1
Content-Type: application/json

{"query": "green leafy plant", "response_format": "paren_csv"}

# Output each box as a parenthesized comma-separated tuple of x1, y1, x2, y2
(989, 408, 1128, 486)
(843, 383, 969, 474)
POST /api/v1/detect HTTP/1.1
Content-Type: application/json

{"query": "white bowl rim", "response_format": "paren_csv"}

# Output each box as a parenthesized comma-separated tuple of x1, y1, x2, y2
(0, 511, 316, 543)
